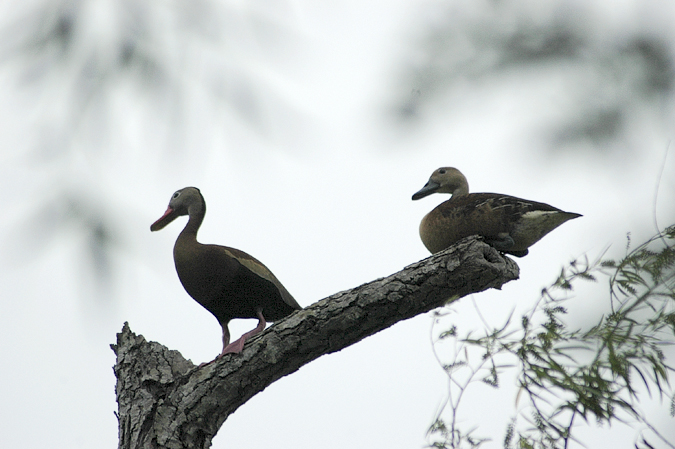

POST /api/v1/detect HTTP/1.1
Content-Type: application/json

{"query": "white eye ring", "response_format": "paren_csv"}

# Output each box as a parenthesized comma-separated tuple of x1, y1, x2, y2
(172, 191, 181, 199)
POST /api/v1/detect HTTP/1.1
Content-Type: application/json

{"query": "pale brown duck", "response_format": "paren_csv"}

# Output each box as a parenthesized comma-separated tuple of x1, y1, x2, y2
(412, 167, 581, 257)
(151, 187, 301, 359)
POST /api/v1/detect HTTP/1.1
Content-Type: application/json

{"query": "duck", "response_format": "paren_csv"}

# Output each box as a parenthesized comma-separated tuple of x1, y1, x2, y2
(150, 187, 302, 359)
(412, 167, 581, 257)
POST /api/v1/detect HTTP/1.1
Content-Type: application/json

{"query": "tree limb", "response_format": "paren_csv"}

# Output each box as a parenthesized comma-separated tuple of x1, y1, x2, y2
(112, 236, 520, 449)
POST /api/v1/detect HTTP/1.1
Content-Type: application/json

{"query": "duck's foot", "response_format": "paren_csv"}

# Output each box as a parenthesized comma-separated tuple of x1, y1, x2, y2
(221, 337, 247, 355)
(197, 325, 262, 367)
(219, 310, 267, 356)
(485, 233, 529, 257)
(504, 249, 528, 257)
(486, 233, 515, 251)
(198, 311, 268, 367)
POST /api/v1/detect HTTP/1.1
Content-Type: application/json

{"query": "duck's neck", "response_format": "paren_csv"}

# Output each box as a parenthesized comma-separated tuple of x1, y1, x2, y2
(178, 201, 206, 242)
(445, 176, 469, 197)
(452, 186, 469, 196)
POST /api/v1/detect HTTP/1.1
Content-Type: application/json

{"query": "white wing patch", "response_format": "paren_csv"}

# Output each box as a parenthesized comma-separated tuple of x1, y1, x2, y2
(513, 210, 571, 240)
(521, 210, 559, 219)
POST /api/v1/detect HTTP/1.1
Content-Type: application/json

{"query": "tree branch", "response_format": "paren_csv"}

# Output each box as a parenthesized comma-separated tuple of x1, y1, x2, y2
(112, 236, 520, 449)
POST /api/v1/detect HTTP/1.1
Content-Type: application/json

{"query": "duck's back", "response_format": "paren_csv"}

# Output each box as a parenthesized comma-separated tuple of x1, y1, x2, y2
(420, 193, 577, 254)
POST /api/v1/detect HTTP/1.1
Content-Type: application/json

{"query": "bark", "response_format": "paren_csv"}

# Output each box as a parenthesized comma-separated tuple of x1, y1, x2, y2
(112, 236, 520, 449)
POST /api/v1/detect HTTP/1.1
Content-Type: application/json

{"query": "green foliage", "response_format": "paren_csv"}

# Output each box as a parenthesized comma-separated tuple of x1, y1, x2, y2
(427, 226, 675, 449)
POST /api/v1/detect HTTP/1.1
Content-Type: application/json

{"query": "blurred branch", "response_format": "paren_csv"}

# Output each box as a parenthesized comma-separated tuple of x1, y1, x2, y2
(2, 0, 305, 301)
(391, 1, 675, 150)
(112, 236, 519, 449)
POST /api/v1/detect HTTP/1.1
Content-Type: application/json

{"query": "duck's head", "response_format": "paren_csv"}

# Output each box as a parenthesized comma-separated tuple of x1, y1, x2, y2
(150, 187, 204, 231)
(412, 167, 469, 200)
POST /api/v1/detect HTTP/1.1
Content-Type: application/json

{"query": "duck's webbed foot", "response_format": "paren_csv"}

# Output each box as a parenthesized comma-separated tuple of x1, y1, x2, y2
(485, 233, 529, 257)
(220, 309, 267, 356)
(485, 233, 515, 251)
(505, 249, 528, 257)
(199, 323, 233, 367)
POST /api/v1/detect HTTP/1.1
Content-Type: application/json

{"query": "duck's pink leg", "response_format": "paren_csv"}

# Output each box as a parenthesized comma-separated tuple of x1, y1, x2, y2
(220, 309, 266, 355)
(199, 323, 232, 367)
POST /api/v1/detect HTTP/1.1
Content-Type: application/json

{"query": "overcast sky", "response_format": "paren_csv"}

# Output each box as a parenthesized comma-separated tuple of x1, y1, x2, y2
(2, 1, 675, 448)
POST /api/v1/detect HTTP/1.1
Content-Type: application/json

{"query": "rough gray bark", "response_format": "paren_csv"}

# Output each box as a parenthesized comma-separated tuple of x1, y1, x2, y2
(112, 236, 520, 449)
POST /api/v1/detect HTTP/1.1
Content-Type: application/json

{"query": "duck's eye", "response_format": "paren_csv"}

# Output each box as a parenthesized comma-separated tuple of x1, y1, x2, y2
(172, 191, 181, 199)
(439, 169, 446, 174)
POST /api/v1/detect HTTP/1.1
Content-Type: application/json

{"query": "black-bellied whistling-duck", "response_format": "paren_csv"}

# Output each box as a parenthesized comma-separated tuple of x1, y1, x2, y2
(151, 187, 301, 359)
(412, 167, 581, 257)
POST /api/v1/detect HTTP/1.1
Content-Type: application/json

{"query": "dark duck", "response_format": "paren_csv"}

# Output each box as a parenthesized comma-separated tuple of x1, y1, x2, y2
(151, 187, 301, 359)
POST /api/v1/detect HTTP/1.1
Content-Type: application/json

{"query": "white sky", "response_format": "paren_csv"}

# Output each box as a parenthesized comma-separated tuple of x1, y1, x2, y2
(1, 1, 675, 448)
